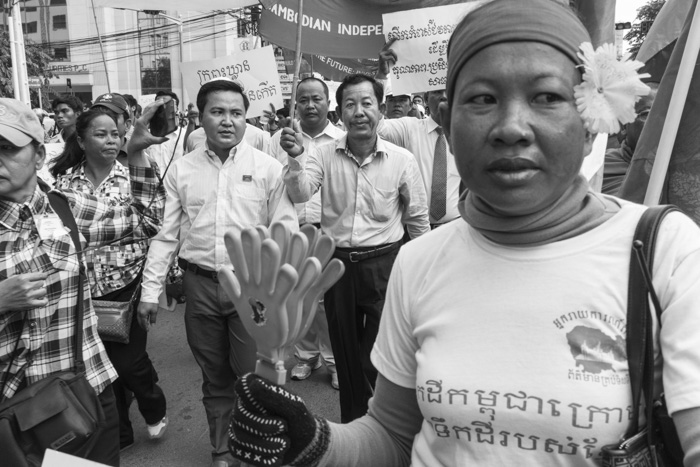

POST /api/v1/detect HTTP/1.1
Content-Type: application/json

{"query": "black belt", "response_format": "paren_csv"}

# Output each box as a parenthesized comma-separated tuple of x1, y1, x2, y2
(430, 218, 457, 230)
(333, 241, 402, 263)
(178, 258, 218, 283)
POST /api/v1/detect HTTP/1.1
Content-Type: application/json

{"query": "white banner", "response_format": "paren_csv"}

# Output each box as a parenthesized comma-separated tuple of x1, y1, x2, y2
(139, 94, 156, 108)
(382, 1, 485, 95)
(181, 46, 284, 119)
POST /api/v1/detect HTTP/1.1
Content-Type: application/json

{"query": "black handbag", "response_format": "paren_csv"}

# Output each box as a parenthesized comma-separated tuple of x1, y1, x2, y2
(601, 206, 684, 467)
(93, 268, 143, 344)
(0, 190, 106, 466)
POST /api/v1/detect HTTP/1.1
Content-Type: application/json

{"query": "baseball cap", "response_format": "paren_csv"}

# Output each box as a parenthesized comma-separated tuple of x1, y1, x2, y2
(386, 93, 411, 100)
(0, 98, 45, 147)
(92, 93, 129, 114)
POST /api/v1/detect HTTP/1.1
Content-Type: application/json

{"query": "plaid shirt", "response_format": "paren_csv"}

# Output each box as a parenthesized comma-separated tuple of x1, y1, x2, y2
(0, 165, 165, 399)
(55, 161, 150, 297)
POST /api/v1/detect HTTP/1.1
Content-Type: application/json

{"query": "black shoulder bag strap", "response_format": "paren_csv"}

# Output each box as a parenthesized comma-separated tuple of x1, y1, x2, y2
(625, 205, 678, 449)
(45, 189, 87, 374)
(0, 188, 87, 399)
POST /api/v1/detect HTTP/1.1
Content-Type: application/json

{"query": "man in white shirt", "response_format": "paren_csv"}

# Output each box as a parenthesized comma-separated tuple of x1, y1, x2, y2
(270, 77, 345, 389)
(280, 74, 429, 423)
(138, 79, 297, 467)
(377, 46, 462, 227)
(185, 120, 272, 155)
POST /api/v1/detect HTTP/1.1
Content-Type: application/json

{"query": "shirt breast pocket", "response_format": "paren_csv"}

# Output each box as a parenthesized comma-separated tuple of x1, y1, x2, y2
(233, 185, 267, 223)
(369, 186, 398, 222)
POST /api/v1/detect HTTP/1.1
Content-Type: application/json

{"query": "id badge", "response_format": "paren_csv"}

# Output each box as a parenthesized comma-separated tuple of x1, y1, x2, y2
(37, 213, 69, 241)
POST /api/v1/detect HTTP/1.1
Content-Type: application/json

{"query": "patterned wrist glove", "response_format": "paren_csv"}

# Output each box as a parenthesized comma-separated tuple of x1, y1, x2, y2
(229, 373, 331, 467)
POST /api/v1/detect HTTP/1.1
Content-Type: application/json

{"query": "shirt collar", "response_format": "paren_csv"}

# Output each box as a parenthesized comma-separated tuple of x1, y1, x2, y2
(204, 140, 242, 161)
(68, 160, 125, 185)
(426, 117, 441, 133)
(0, 185, 47, 229)
(335, 134, 387, 162)
(302, 120, 344, 140)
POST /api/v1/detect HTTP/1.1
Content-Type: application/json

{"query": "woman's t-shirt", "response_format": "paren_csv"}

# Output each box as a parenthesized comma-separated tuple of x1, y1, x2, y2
(372, 202, 700, 466)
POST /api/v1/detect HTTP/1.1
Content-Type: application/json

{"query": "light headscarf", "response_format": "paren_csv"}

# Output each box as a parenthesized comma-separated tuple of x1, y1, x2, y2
(446, 0, 590, 103)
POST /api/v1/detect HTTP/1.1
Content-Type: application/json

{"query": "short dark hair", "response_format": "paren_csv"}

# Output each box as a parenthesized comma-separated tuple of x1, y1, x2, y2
(197, 80, 249, 116)
(156, 90, 179, 107)
(121, 93, 138, 109)
(297, 77, 329, 99)
(335, 74, 383, 109)
(276, 107, 289, 119)
(52, 95, 83, 113)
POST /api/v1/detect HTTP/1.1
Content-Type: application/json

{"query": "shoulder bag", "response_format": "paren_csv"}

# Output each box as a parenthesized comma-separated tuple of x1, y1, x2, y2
(93, 264, 144, 345)
(601, 205, 684, 467)
(0, 190, 106, 466)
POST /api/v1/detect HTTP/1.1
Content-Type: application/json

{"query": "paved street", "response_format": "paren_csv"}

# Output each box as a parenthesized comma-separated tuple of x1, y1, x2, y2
(120, 303, 340, 467)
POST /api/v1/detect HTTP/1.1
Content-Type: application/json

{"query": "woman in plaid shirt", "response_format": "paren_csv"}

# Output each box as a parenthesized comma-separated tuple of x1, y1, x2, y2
(0, 98, 166, 465)
(53, 107, 169, 451)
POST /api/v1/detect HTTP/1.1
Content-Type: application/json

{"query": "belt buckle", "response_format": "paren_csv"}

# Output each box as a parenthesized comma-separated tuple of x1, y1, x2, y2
(348, 251, 361, 263)
(211, 270, 218, 282)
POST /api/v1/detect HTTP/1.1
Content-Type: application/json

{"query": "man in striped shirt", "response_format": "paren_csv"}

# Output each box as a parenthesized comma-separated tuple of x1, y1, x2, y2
(0, 98, 166, 466)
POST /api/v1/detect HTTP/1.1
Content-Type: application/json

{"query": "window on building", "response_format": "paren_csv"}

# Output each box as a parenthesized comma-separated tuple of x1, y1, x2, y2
(51, 0, 67, 4)
(53, 14, 66, 29)
(154, 34, 168, 49)
(25, 6, 37, 12)
(22, 21, 37, 34)
(53, 47, 68, 60)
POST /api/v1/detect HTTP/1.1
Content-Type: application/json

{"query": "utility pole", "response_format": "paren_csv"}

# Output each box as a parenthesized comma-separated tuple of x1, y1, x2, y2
(9, 0, 31, 105)
(91, 0, 112, 92)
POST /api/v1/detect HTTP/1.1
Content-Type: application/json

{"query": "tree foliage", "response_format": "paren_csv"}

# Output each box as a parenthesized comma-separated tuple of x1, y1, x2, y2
(625, 0, 666, 58)
(0, 31, 55, 108)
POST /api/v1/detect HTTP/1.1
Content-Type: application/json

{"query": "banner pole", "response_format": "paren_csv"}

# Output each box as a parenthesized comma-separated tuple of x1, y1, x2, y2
(643, 0, 700, 206)
(91, 0, 112, 93)
(8, 13, 21, 101)
(288, 0, 304, 121)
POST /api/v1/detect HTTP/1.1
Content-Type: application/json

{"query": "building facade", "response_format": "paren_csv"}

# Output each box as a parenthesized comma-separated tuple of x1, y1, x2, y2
(2, 1, 258, 108)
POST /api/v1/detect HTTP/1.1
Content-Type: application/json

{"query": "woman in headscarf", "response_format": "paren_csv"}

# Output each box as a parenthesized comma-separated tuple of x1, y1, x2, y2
(226, 0, 700, 465)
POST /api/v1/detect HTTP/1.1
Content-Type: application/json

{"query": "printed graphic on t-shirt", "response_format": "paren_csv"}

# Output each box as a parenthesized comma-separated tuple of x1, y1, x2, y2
(414, 308, 632, 463)
(566, 326, 626, 374)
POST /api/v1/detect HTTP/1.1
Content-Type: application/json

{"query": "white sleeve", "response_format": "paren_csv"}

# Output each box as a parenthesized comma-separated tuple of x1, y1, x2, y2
(654, 211, 700, 416)
(141, 163, 182, 303)
(371, 249, 419, 389)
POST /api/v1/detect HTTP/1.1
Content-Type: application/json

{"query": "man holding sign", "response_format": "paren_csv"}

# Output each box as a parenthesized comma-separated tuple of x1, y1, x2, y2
(377, 41, 461, 227)
(280, 74, 429, 422)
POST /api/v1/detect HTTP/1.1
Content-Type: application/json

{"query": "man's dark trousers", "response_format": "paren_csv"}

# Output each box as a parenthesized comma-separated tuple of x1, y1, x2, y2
(325, 248, 400, 423)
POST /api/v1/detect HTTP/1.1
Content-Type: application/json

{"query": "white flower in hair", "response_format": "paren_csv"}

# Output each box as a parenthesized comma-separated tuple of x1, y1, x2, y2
(574, 42, 650, 134)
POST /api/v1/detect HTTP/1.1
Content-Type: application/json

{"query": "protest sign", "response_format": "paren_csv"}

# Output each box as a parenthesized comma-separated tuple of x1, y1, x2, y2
(138, 94, 156, 108)
(181, 46, 284, 119)
(382, 2, 485, 95)
(260, 0, 470, 59)
(307, 55, 377, 82)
